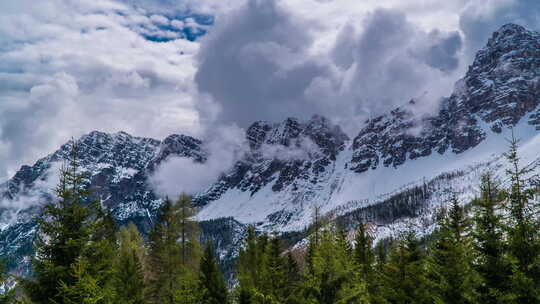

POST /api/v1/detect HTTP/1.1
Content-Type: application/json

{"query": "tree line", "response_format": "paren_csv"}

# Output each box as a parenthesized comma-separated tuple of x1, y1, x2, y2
(1, 136, 540, 303)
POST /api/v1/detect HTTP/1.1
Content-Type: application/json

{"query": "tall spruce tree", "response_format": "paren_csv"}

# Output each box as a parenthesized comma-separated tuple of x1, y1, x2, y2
(177, 194, 201, 272)
(427, 195, 480, 304)
(264, 236, 302, 303)
(354, 223, 374, 281)
(113, 223, 146, 304)
(146, 195, 200, 304)
(354, 223, 388, 303)
(473, 172, 512, 303)
(503, 133, 540, 303)
(236, 226, 262, 303)
(302, 226, 369, 304)
(199, 242, 228, 304)
(21, 142, 114, 304)
(381, 230, 430, 304)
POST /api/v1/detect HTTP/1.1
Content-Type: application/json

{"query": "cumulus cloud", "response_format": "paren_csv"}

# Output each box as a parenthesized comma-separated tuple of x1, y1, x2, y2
(1, 0, 539, 185)
(195, 0, 329, 127)
(196, 1, 464, 135)
(0, 0, 202, 180)
(118, 0, 243, 16)
(149, 125, 248, 197)
(313, 9, 464, 126)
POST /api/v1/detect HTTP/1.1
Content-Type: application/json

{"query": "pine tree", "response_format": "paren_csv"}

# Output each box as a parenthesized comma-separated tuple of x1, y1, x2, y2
(354, 223, 373, 281)
(56, 258, 114, 304)
(302, 226, 369, 304)
(199, 242, 228, 304)
(82, 205, 117, 304)
(354, 223, 387, 303)
(284, 252, 302, 303)
(503, 133, 540, 303)
(473, 172, 513, 303)
(380, 230, 430, 304)
(146, 194, 201, 304)
(236, 226, 262, 302)
(264, 236, 303, 303)
(146, 198, 178, 304)
(177, 194, 201, 272)
(427, 195, 480, 304)
(21, 142, 114, 304)
(236, 227, 272, 303)
(113, 223, 146, 304)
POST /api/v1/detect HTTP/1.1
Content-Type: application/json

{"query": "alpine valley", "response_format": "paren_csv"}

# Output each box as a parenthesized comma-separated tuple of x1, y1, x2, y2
(2, 23, 540, 276)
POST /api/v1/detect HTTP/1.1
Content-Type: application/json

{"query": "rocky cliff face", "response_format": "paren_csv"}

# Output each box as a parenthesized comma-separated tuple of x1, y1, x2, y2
(350, 23, 540, 173)
(1, 23, 540, 274)
(195, 115, 348, 204)
(0, 131, 206, 270)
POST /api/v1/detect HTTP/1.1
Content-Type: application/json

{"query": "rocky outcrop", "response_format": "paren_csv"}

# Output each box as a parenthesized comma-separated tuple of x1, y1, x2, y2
(349, 23, 540, 173)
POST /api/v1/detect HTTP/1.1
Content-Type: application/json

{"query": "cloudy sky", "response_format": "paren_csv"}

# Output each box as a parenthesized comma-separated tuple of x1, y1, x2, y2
(0, 0, 539, 181)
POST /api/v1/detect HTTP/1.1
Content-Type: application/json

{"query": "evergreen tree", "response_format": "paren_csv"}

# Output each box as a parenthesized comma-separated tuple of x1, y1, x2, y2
(427, 195, 480, 304)
(56, 258, 114, 304)
(264, 236, 302, 303)
(473, 172, 513, 303)
(21, 142, 114, 304)
(284, 252, 302, 303)
(236, 226, 262, 303)
(354, 223, 388, 303)
(354, 223, 373, 281)
(177, 194, 201, 272)
(146, 196, 200, 304)
(380, 230, 430, 304)
(302, 227, 369, 304)
(82, 206, 117, 304)
(199, 242, 228, 304)
(113, 223, 146, 304)
(503, 133, 540, 303)
(236, 228, 304, 304)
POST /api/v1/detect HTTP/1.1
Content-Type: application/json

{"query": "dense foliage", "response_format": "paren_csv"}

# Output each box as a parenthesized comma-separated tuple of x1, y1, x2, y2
(1, 136, 539, 304)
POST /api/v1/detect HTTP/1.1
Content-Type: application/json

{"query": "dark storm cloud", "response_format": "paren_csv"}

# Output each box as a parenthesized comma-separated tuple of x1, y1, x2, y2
(196, 4, 464, 130)
(195, 0, 329, 126)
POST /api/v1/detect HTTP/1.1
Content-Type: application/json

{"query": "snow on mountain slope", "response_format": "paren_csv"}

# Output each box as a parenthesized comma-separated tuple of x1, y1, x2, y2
(338, 122, 540, 243)
(195, 23, 540, 232)
(1, 23, 540, 273)
(0, 131, 205, 271)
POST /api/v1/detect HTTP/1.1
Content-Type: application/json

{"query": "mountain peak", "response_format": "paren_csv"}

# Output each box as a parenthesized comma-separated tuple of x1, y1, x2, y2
(486, 23, 537, 49)
(495, 23, 528, 35)
(460, 23, 540, 128)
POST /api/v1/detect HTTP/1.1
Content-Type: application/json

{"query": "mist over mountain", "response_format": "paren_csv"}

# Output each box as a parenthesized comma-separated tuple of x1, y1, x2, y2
(1, 23, 540, 277)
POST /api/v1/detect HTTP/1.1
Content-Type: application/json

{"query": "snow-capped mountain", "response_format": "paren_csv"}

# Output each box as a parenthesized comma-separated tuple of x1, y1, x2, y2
(2, 23, 540, 273)
(195, 23, 540, 231)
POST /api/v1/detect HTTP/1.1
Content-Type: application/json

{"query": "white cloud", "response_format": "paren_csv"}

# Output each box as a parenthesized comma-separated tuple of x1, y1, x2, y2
(0, 0, 202, 180)
(149, 14, 169, 26)
(1, 0, 539, 183)
(0, 161, 62, 228)
(261, 137, 322, 161)
(149, 125, 248, 197)
(170, 20, 185, 30)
